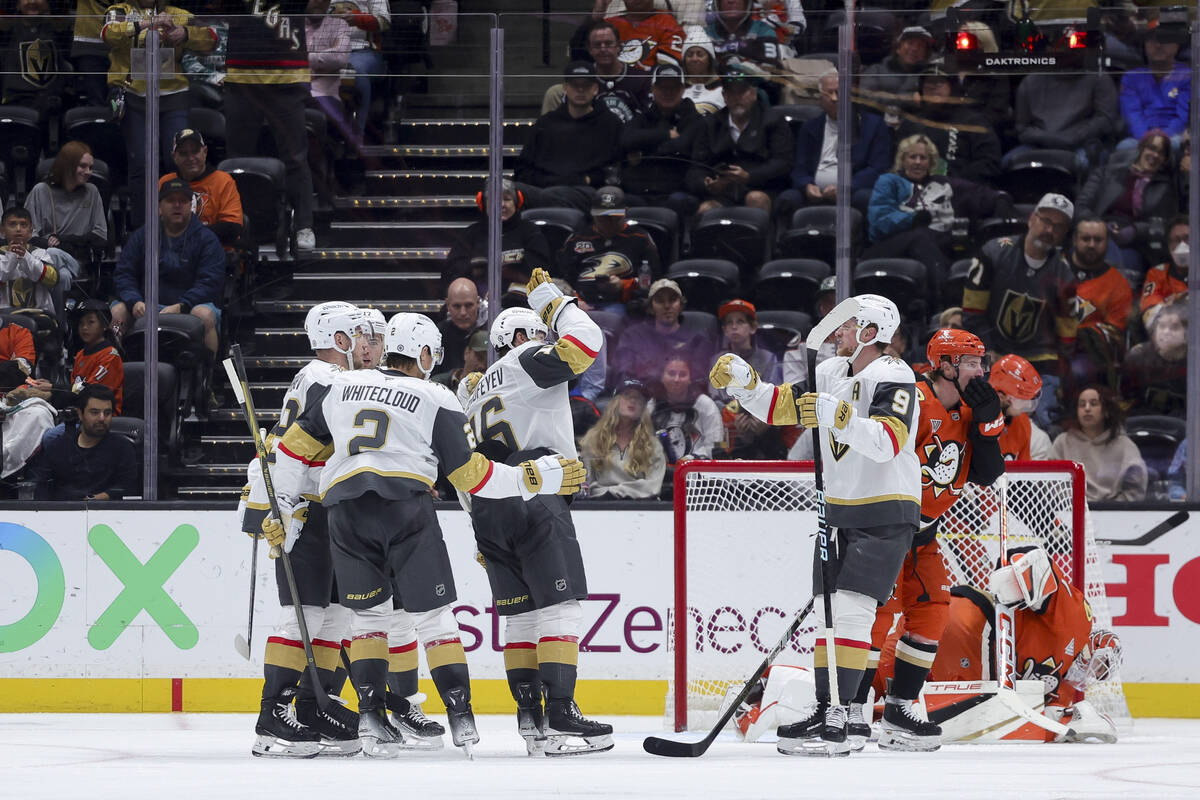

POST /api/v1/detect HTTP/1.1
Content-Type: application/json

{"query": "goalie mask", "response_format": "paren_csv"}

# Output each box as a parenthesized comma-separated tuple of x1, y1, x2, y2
(989, 354, 1042, 416)
(305, 301, 370, 356)
(385, 313, 444, 378)
(989, 546, 1056, 611)
(490, 307, 548, 350)
(848, 293, 901, 361)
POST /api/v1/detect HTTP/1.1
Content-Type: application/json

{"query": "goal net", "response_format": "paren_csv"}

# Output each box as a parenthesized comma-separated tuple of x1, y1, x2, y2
(666, 459, 1130, 733)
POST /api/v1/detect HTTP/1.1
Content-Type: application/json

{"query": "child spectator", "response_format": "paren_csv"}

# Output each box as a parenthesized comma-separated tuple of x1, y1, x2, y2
(1050, 384, 1147, 503)
(69, 300, 124, 415)
(712, 298, 777, 397)
(0, 207, 59, 318)
(580, 378, 666, 499)
(1122, 303, 1187, 419)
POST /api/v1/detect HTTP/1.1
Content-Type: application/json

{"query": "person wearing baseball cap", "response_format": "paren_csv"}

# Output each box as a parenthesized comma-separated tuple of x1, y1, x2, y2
(861, 25, 934, 119)
(159, 128, 244, 249)
(961, 191, 1078, 429)
(714, 298, 778, 400)
(579, 374, 666, 500)
(557, 185, 661, 309)
(612, 277, 715, 390)
(1117, 23, 1190, 149)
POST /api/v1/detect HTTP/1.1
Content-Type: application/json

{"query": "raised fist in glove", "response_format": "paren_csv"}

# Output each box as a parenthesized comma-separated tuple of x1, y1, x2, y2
(960, 375, 1003, 432)
(798, 392, 852, 430)
(709, 353, 758, 391)
(456, 371, 483, 408)
(526, 267, 566, 322)
(261, 497, 309, 558)
(519, 454, 588, 496)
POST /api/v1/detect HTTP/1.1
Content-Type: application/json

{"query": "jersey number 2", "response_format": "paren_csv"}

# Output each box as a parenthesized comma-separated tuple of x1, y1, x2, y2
(348, 409, 390, 455)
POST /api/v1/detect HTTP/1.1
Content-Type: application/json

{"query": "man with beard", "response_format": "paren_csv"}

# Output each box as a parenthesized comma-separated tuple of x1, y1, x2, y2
(1068, 217, 1131, 389)
(895, 67, 1001, 186)
(963, 193, 1079, 427)
(26, 383, 137, 500)
(556, 186, 661, 312)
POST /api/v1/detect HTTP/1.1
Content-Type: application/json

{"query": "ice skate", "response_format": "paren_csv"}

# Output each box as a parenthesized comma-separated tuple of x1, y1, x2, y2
(877, 697, 942, 752)
(386, 692, 445, 751)
(443, 687, 480, 759)
(777, 702, 850, 757)
(514, 682, 546, 756)
(358, 706, 404, 758)
(251, 689, 321, 758)
(847, 702, 871, 752)
(544, 699, 613, 757)
(294, 696, 362, 757)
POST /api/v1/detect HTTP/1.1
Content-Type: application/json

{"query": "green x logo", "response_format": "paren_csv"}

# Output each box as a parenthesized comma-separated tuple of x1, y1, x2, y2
(87, 523, 200, 650)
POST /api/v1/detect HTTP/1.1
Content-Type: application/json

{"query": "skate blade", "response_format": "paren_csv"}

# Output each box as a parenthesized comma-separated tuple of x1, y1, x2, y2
(877, 728, 942, 752)
(398, 732, 445, 751)
(459, 740, 475, 760)
(317, 737, 363, 757)
(848, 734, 868, 752)
(544, 733, 614, 757)
(251, 734, 321, 759)
(776, 737, 851, 758)
(360, 736, 403, 758)
(523, 734, 547, 756)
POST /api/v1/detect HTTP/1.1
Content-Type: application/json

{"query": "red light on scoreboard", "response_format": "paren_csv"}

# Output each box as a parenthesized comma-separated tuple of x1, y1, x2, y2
(1067, 30, 1088, 49)
(955, 30, 978, 51)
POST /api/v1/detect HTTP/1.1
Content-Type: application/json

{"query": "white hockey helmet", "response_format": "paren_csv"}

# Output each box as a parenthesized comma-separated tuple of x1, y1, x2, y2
(849, 293, 901, 359)
(304, 301, 370, 353)
(384, 312, 444, 377)
(490, 307, 548, 350)
(361, 307, 387, 337)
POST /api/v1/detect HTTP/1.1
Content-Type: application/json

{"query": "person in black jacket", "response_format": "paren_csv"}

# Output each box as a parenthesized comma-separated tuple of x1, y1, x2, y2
(443, 179, 552, 294)
(26, 383, 138, 501)
(619, 63, 705, 222)
(895, 67, 1003, 187)
(686, 67, 793, 215)
(514, 61, 623, 213)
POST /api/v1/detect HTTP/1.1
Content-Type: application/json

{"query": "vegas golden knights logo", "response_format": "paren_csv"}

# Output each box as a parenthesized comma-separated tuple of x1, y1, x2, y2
(20, 38, 58, 90)
(997, 289, 1045, 343)
(829, 431, 850, 461)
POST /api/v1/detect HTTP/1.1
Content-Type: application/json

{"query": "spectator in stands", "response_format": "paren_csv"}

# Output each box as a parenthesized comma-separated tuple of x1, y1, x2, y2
(1076, 129, 1178, 271)
(0, 207, 59, 318)
(432, 327, 487, 395)
(962, 193, 1078, 428)
(158, 129, 244, 250)
(1166, 439, 1186, 501)
(72, 1, 117, 106)
(1068, 217, 1131, 391)
(650, 353, 722, 467)
(612, 278, 714, 387)
(0, 316, 35, 376)
(224, 2, 318, 251)
(861, 26, 934, 123)
(101, 1, 217, 228)
(606, 0, 684, 71)
(1050, 384, 1147, 503)
(305, 0, 360, 165)
(1122, 302, 1186, 419)
(435, 278, 483, 379)
(780, 274, 836, 388)
(951, 21, 1011, 135)
(724, 398, 799, 460)
(111, 178, 224, 356)
(0, 359, 56, 479)
(444, 179, 551, 294)
(331, 1, 390, 138)
(25, 141, 108, 291)
(704, 0, 788, 76)
(896, 67, 1002, 186)
(938, 306, 964, 330)
(556, 186, 661, 313)
(863, 133, 954, 295)
(681, 26, 724, 115)
(517, 61, 623, 213)
(544, 22, 651, 123)
(620, 63, 706, 221)
(69, 300, 124, 415)
(580, 377, 666, 499)
(26, 383, 138, 500)
(1009, 68, 1118, 171)
(1, 0, 70, 115)
(688, 66, 792, 215)
(711, 298, 778, 398)
(1140, 215, 1188, 329)
(180, 0, 226, 100)
(1117, 25, 1190, 150)
(775, 68, 890, 221)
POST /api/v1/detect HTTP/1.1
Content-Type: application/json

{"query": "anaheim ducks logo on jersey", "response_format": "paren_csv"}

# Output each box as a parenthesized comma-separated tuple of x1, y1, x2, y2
(19, 38, 59, 89)
(920, 434, 964, 498)
(578, 251, 633, 282)
(996, 289, 1046, 343)
(619, 38, 659, 65)
(1075, 294, 1098, 323)
(1019, 654, 1063, 700)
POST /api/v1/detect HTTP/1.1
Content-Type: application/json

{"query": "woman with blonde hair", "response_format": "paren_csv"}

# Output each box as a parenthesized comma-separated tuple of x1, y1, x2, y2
(580, 379, 666, 500)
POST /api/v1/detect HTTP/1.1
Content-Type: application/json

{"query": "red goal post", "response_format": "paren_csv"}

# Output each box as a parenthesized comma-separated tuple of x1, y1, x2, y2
(669, 459, 1123, 733)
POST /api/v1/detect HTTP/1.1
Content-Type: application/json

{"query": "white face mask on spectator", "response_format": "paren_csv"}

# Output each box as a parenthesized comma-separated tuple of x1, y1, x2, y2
(1171, 241, 1189, 268)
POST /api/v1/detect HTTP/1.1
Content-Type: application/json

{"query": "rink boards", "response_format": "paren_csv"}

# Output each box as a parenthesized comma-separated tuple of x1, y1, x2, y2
(0, 507, 1197, 716)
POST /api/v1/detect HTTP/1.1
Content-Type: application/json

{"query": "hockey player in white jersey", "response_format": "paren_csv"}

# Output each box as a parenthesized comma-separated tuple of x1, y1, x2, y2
(243, 301, 370, 759)
(459, 268, 612, 756)
(265, 312, 586, 759)
(710, 294, 921, 757)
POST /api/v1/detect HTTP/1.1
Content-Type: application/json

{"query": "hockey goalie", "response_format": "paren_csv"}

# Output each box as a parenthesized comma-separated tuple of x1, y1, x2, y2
(732, 547, 1120, 744)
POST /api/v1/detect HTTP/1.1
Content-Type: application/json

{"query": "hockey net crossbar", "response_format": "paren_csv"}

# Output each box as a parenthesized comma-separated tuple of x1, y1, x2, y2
(667, 459, 1129, 733)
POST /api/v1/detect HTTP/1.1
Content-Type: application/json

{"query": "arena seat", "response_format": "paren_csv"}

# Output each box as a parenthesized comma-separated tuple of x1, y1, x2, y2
(688, 207, 770, 283)
(853, 257, 928, 322)
(778, 206, 862, 264)
(218, 157, 291, 257)
(999, 149, 1079, 204)
(63, 106, 127, 189)
(122, 360, 181, 464)
(756, 310, 813, 356)
(125, 314, 209, 423)
(1125, 415, 1186, 496)
(0, 105, 44, 199)
(666, 259, 740, 314)
(626, 206, 680, 265)
(523, 207, 585, 256)
(187, 107, 227, 165)
(753, 258, 831, 311)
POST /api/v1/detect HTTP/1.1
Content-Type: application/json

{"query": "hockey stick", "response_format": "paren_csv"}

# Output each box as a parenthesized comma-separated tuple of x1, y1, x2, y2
(643, 596, 815, 758)
(224, 344, 332, 710)
(805, 298, 861, 708)
(1097, 509, 1189, 546)
(993, 475, 1018, 692)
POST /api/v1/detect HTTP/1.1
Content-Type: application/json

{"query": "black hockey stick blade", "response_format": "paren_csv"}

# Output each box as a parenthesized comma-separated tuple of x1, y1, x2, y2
(1097, 510, 1188, 546)
(643, 597, 815, 758)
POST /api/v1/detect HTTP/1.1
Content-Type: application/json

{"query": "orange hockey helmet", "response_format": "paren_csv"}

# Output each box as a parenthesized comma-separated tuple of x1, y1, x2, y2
(989, 354, 1043, 401)
(926, 328, 986, 369)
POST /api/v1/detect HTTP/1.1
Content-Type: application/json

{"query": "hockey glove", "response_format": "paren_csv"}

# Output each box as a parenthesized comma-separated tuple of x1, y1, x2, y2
(709, 353, 758, 391)
(456, 371, 483, 408)
(798, 392, 852, 431)
(519, 454, 587, 496)
(527, 267, 571, 326)
(960, 376, 1003, 436)
(261, 497, 309, 557)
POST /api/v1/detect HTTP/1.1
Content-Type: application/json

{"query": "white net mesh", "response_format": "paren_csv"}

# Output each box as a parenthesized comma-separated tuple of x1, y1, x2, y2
(667, 460, 1130, 733)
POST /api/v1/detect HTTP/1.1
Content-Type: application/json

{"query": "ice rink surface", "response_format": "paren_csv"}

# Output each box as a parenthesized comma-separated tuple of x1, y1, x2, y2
(3, 714, 1198, 800)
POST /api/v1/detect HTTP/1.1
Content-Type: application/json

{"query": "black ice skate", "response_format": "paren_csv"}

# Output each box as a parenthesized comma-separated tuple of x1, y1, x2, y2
(776, 702, 850, 757)
(514, 682, 546, 756)
(252, 689, 321, 758)
(357, 705, 404, 758)
(877, 697, 942, 752)
(443, 687, 480, 759)
(544, 699, 614, 757)
(386, 691, 446, 751)
(847, 702, 872, 752)
(294, 696, 361, 757)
